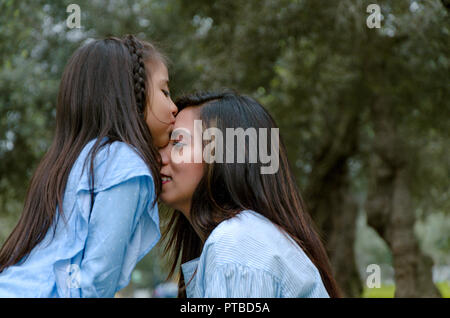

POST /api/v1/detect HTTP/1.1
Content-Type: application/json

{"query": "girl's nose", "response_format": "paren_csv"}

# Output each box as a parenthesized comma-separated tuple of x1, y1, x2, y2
(169, 99, 178, 117)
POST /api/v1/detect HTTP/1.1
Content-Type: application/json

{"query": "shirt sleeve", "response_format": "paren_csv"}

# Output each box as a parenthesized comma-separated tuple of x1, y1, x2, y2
(76, 176, 151, 297)
(202, 262, 281, 298)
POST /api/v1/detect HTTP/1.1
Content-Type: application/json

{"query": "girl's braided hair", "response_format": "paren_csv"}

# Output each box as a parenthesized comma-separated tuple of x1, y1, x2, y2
(0, 35, 168, 275)
(122, 34, 167, 114)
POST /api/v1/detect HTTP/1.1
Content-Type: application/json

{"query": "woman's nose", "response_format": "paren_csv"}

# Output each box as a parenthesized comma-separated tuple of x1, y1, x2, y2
(159, 145, 170, 165)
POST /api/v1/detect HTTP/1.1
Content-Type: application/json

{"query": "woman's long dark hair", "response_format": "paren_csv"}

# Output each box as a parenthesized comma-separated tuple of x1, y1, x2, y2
(162, 91, 341, 298)
(0, 35, 165, 273)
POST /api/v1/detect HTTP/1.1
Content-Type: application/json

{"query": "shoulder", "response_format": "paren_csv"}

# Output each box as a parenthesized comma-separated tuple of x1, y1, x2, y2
(200, 210, 328, 296)
(202, 210, 293, 269)
(208, 210, 266, 237)
(207, 210, 286, 247)
(74, 138, 155, 193)
(203, 210, 322, 277)
(197, 210, 329, 297)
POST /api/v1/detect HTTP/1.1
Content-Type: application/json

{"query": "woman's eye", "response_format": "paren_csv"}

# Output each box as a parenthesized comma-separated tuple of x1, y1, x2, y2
(162, 89, 170, 97)
(171, 140, 184, 147)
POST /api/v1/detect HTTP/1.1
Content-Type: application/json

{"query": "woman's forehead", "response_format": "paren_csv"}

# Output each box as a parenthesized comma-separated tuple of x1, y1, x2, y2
(173, 107, 202, 135)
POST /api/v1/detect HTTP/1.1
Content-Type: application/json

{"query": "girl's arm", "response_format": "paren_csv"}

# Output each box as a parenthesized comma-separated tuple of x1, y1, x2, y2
(75, 176, 152, 297)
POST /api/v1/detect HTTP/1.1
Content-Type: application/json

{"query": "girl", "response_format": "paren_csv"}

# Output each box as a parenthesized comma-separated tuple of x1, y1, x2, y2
(0, 35, 178, 297)
(159, 91, 341, 298)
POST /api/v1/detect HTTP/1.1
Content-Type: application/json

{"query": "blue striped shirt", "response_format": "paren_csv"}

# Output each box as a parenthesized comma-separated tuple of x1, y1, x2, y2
(181, 210, 330, 298)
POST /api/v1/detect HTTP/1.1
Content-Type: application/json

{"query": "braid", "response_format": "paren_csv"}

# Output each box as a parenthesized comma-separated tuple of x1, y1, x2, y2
(123, 34, 147, 114)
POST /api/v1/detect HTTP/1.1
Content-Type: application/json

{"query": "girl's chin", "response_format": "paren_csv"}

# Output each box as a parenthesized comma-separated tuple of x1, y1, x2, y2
(155, 139, 169, 148)
(154, 125, 173, 147)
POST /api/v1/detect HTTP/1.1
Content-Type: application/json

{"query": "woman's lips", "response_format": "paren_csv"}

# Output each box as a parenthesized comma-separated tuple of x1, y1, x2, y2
(161, 173, 172, 184)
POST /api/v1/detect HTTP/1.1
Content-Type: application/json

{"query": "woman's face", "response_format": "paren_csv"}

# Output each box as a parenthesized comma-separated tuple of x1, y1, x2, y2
(159, 107, 204, 216)
(145, 60, 178, 148)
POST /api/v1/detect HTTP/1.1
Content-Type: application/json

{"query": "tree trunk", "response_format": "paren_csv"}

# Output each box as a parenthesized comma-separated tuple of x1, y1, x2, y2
(324, 171, 361, 298)
(305, 105, 362, 297)
(365, 96, 440, 297)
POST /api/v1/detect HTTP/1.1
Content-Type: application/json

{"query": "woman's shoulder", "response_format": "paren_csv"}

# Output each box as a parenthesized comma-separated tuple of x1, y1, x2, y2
(203, 210, 299, 266)
(207, 210, 286, 244)
(201, 210, 327, 294)
(72, 137, 155, 193)
(207, 210, 274, 240)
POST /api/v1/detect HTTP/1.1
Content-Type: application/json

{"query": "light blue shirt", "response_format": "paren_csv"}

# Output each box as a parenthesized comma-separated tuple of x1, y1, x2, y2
(0, 138, 160, 297)
(181, 210, 330, 298)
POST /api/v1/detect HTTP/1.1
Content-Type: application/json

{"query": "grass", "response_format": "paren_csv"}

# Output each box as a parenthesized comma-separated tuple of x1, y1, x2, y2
(362, 282, 450, 298)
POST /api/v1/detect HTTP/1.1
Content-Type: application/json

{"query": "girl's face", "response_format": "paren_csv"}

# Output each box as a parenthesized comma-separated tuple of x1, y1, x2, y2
(159, 107, 204, 216)
(145, 60, 178, 148)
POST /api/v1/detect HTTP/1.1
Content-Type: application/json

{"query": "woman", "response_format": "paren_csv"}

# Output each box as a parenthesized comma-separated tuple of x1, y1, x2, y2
(159, 91, 341, 297)
(0, 35, 177, 297)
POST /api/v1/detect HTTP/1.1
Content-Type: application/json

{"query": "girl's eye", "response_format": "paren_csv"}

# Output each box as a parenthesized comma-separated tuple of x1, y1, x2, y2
(162, 89, 170, 97)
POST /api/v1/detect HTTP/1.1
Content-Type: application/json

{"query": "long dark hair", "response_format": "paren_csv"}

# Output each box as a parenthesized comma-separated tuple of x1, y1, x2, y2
(0, 35, 165, 273)
(162, 91, 341, 298)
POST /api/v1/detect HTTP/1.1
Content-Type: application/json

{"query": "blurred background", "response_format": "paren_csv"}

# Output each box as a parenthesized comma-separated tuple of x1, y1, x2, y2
(0, 0, 449, 298)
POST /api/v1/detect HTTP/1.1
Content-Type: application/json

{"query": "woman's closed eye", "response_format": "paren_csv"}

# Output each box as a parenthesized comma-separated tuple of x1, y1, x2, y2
(162, 89, 170, 97)
(171, 139, 185, 147)
(169, 130, 190, 149)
